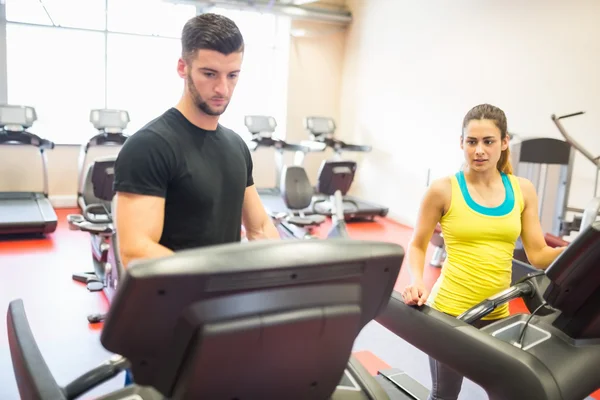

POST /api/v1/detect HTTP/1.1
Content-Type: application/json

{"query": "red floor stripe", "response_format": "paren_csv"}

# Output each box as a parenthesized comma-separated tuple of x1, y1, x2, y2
(352, 350, 391, 376)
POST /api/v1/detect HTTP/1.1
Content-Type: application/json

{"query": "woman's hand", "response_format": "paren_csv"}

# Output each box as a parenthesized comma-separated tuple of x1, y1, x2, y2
(402, 281, 429, 306)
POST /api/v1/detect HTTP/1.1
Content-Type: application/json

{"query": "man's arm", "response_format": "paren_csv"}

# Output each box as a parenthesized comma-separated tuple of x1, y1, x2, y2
(111, 129, 178, 267)
(519, 177, 566, 269)
(241, 184, 280, 240)
(113, 192, 174, 268)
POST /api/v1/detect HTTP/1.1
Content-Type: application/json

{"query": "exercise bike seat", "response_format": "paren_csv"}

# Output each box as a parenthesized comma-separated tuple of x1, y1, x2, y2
(288, 214, 326, 227)
(281, 165, 315, 210)
(280, 165, 326, 228)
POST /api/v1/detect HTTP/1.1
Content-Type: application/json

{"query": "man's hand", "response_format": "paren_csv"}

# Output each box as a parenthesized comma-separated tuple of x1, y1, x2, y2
(241, 185, 280, 240)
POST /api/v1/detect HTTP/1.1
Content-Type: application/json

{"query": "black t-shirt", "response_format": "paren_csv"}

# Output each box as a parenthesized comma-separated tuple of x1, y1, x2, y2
(113, 107, 254, 251)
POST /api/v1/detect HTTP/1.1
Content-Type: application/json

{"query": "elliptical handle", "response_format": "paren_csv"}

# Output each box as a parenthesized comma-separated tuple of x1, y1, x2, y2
(457, 282, 534, 324)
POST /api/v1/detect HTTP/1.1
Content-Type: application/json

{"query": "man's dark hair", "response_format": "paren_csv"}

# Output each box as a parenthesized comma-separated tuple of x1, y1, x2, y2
(181, 13, 244, 62)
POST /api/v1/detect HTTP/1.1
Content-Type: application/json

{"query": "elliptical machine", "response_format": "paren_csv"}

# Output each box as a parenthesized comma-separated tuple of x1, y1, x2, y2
(278, 159, 354, 239)
(69, 157, 123, 324)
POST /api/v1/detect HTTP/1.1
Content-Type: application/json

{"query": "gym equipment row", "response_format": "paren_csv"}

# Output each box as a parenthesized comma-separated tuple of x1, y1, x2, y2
(0, 106, 130, 239)
(69, 115, 354, 323)
(429, 111, 600, 282)
(244, 114, 389, 240)
(6, 218, 600, 399)
(70, 110, 130, 324)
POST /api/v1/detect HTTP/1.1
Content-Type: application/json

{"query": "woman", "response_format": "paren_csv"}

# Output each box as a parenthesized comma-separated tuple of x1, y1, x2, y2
(402, 103, 566, 400)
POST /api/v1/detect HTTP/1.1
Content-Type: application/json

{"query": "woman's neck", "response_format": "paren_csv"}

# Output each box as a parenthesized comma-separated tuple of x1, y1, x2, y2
(464, 166, 501, 187)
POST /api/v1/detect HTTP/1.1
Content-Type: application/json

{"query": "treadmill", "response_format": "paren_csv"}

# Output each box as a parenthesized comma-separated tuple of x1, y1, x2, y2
(297, 116, 389, 220)
(0, 104, 58, 236)
(6, 239, 417, 399)
(376, 220, 600, 400)
(77, 109, 129, 215)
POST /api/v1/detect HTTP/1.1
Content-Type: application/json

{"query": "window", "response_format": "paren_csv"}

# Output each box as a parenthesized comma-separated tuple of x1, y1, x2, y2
(2, 1, 291, 143)
(5, 0, 54, 26)
(208, 8, 291, 139)
(105, 33, 184, 134)
(6, 0, 106, 30)
(6, 24, 106, 144)
(107, 0, 196, 37)
(217, 43, 290, 139)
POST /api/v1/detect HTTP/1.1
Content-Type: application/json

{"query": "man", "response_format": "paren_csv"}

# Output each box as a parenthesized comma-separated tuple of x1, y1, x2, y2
(112, 13, 280, 269)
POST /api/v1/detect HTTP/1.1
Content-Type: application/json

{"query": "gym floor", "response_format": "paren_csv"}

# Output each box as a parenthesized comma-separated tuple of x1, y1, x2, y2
(0, 209, 598, 399)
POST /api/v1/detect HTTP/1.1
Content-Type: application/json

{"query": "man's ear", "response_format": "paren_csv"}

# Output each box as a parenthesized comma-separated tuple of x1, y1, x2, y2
(177, 58, 187, 79)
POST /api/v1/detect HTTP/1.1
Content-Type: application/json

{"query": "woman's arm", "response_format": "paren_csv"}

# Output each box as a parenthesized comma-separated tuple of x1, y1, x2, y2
(518, 177, 567, 269)
(402, 178, 449, 305)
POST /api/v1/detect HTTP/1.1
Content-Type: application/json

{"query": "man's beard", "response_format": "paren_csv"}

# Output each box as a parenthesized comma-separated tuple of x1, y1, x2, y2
(187, 74, 228, 116)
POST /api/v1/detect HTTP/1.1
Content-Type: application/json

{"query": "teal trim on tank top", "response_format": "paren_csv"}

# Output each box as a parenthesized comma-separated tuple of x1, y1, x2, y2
(456, 170, 514, 216)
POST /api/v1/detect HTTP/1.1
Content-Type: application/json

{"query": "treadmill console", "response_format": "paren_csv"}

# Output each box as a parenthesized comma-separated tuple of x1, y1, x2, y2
(544, 219, 600, 339)
(304, 116, 372, 153)
(90, 158, 116, 202)
(0, 105, 36, 129)
(99, 239, 404, 399)
(245, 115, 276, 138)
(90, 109, 130, 132)
(305, 116, 336, 137)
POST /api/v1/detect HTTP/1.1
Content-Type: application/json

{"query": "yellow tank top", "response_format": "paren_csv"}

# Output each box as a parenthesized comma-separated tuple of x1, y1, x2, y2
(428, 171, 524, 320)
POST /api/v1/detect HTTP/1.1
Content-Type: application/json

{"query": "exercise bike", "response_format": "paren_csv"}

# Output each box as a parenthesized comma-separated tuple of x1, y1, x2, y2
(69, 157, 123, 323)
(294, 116, 389, 221)
(274, 158, 353, 239)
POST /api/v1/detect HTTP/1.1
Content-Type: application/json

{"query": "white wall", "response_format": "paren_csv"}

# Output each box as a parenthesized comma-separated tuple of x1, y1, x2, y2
(340, 0, 600, 226)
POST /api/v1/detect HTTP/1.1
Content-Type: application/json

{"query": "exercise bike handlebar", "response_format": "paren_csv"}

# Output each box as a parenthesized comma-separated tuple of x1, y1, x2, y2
(551, 112, 600, 166)
(67, 213, 112, 234)
(82, 203, 112, 224)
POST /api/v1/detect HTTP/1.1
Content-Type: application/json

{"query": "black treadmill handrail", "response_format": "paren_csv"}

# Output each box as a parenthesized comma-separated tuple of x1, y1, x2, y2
(83, 132, 129, 153)
(457, 281, 536, 324)
(251, 136, 311, 153)
(0, 129, 55, 150)
(376, 293, 564, 400)
(312, 137, 372, 153)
